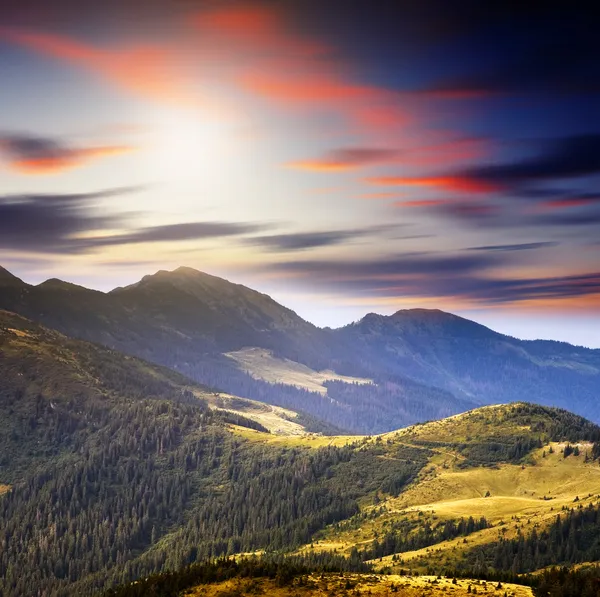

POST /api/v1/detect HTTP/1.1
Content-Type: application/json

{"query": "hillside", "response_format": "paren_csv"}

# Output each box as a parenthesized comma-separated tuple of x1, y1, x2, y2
(303, 404, 600, 576)
(1, 266, 600, 433)
(333, 310, 600, 420)
(0, 265, 483, 433)
(1, 317, 599, 597)
(0, 312, 434, 596)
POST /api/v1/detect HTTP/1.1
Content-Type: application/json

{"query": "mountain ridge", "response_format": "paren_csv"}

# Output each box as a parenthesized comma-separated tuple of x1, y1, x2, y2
(1, 264, 599, 430)
(1, 312, 599, 595)
(2, 265, 596, 347)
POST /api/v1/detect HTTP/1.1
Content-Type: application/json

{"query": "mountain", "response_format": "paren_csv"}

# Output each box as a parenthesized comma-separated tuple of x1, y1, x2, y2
(0, 310, 425, 595)
(333, 309, 600, 418)
(1, 315, 599, 595)
(0, 266, 332, 365)
(1, 265, 599, 432)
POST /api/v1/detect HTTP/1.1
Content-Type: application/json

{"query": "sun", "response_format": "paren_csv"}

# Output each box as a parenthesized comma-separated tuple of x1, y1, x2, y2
(147, 109, 231, 183)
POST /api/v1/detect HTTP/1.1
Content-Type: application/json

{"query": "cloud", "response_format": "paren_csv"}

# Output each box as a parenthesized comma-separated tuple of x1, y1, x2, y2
(287, 148, 399, 172)
(245, 224, 406, 252)
(262, 252, 600, 308)
(190, 5, 411, 131)
(0, 28, 206, 109)
(359, 192, 406, 199)
(366, 175, 498, 194)
(288, 138, 488, 173)
(0, 132, 135, 174)
(444, 273, 600, 305)
(540, 193, 600, 210)
(463, 135, 600, 188)
(0, 188, 137, 252)
(465, 242, 559, 252)
(266, 252, 503, 279)
(423, 20, 599, 96)
(0, 188, 270, 254)
(394, 199, 453, 208)
(82, 221, 268, 250)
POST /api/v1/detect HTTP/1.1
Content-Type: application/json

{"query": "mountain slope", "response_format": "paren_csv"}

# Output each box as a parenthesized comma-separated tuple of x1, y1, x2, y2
(1, 317, 599, 596)
(0, 312, 429, 596)
(0, 266, 333, 365)
(1, 266, 599, 431)
(0, 266, 477, 433)
(305, 403, 600, 575)
(333, 309, 600, 419)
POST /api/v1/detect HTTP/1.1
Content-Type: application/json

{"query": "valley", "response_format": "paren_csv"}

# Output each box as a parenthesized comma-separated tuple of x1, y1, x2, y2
(1, 268, 600, 596)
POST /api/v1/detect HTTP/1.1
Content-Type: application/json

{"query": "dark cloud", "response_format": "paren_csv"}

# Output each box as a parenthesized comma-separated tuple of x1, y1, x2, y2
(538, 211, 600, 228)
(83, 222, 269, 250)
(0, 132, 134, 173)
(438, 272, 600, 304)
(0, 189, 270, 254)
(0, 188, 135, 252)
(263, 253, 600, 306)
(465, 242, 559, 252)
(465, 135, 600, 188)
(267, 252, 504, 279)
(246, 225, 408, 252)
(404, 196, 600, 237)
(1, 133, 59, 158)
(426, 25, 599, 95)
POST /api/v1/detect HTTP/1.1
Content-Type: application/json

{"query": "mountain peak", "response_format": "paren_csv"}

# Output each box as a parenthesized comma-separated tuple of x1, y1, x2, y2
(37, 278, 95, 292)
(391, 308, 456, 319)
(351, 307, 498, 340)
(0, 266, 24, 286)
(112, 266, 225, 294)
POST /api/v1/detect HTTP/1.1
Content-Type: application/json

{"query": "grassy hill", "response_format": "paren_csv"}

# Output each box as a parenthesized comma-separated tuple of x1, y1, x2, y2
(1, 310, 599, 595)
(301, 404, 600, 575)
(183, 574, 533, 597)
(0, 312, 428, 596)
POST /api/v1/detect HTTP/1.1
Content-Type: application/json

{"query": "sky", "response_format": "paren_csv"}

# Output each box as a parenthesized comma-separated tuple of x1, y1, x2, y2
(1, 0, 599, 346)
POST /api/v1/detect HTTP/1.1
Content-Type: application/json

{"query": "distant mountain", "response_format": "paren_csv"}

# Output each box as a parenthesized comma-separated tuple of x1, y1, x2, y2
(1, 265, 599, 430)
(333, 309, 600, 418)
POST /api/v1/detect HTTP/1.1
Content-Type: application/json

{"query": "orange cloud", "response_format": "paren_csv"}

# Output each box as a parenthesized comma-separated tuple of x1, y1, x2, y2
(365, 175, 499, 194)
(190, 6, 327, 59)
(287, 148, 400, 172)
(189, 5, 410, 130)
(393, 199, 452, 208)
(287, 139, 487, 174)
(6, 146, 135, 174)
(288, 160, 356, 172)
(0, 28, 203, 109)
(359, 192, 406, 199)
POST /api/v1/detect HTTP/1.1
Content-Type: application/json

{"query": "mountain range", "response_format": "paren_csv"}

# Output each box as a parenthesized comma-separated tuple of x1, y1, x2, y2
(2, 267, 600, 595)
(1, 308, 599, 595)
(1, 264, 599, 432)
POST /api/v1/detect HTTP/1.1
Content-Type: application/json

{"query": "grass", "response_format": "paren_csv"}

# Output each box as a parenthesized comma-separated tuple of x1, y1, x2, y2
(228, 425, 362, 448)
(200, 391, 308, 435)
(185, 574, 532, 596)
(225, 347, 372, 394)
(302, 437, 600, 571)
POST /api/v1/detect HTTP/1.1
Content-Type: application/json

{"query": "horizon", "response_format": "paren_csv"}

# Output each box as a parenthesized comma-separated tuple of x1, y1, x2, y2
(3, 262, 599, 348)
(1, 1, 599, 348)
